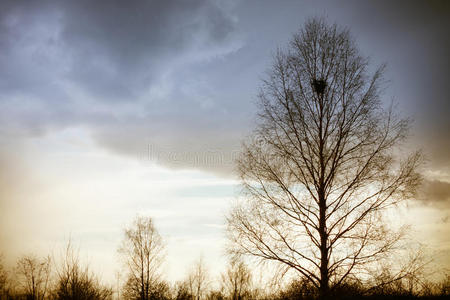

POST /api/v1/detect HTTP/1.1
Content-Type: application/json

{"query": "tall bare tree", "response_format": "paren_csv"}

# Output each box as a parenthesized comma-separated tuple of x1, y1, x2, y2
(118, 216, 165, 300)
(15, 254, 51, 300)
(227, 18, 422, 299)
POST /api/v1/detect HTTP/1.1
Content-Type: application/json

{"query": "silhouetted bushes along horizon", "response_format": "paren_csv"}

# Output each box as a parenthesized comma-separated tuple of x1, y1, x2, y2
(1, 250, 449, 300)
(0, 216, 448, 300)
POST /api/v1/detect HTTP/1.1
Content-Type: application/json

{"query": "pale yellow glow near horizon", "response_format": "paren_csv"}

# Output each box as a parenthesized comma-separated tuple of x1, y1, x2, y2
(0, 127, 239, 285)
(0, 127, 449, 287)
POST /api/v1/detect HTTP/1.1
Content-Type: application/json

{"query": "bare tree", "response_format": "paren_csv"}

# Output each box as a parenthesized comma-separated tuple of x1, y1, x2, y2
(15, 254, 51, 300)
(115, 271, 122, 300)
(174, 280, 193, 300)
(187, 257, 209, 300)
(118, 216, 165, 300)
(221, 259, 251, 300)
(0, 254, 9, 299)
(54, 240, 113, 300)
(227, 17, 422, 299)
(205, 290, 226, 300)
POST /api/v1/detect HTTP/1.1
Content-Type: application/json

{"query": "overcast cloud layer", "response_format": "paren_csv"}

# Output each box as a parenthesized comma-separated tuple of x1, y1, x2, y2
(0, 0, 248, 173)
(1, 0, 449, 172)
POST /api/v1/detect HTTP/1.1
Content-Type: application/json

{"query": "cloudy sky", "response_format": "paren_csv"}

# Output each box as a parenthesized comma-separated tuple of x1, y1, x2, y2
(1, 0, 449, 284)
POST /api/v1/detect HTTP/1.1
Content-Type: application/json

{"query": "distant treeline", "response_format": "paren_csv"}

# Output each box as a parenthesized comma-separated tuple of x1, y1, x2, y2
(1, 252, 449, 300)
(0, 216, 449, 300)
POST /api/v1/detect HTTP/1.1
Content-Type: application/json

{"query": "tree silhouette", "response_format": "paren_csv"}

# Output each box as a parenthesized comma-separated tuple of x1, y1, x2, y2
(187, 257, 209, 300)
(221, 259, 252, 300)
(54, 241, 112, 300)
(118, 216, 165, 300)
(15, 254, 51, 300)
(0, 254, 9, 299)
(227, 17, 422, 299)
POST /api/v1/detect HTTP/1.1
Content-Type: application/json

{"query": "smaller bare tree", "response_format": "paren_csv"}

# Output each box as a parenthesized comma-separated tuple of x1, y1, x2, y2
(118, 216, 165, 300)
(174, 280, 193, 300)
(15, 254, 52, 300)
(0, 254, 10, 299)
(187, 257, 209, 300)
(54, 240, 113, 300)
(221, 259, 251, 300)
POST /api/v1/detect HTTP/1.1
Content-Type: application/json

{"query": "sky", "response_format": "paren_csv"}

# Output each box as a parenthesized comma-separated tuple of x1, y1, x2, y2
(1, 0, 449, 285)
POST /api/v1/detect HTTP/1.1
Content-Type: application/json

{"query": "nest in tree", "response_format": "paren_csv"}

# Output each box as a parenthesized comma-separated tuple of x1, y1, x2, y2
(311, 78, 327, 95)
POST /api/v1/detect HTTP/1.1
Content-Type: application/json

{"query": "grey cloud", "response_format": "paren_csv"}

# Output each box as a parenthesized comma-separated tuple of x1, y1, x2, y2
(329, 1, 450, 171)
(0, 1, 64, 95)
(0, 0, 240, 101)
(91, 111, 245, 175)
(60, 0, 239, 100)
(419, 180, 450, 205)
(0, 0, 245, 174)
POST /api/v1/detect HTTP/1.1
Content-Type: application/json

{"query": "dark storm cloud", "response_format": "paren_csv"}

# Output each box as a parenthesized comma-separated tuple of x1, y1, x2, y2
(0, 0, 449, 175)
(0, 1, 65, 103)
(60, 0, 238, 100)
(0, 0, 246, 172)
(0, 0, 238, 99)
(333, 0, 450, 171)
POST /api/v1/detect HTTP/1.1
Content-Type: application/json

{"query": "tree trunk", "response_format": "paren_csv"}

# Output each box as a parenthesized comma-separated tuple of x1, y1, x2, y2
(319, 192, 329, 299)
(319, 231, 329, 298)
